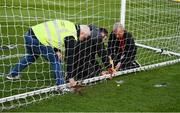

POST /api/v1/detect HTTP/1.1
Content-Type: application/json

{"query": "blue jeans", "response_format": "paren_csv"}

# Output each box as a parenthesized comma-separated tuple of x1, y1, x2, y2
(10, 29, 65, 85)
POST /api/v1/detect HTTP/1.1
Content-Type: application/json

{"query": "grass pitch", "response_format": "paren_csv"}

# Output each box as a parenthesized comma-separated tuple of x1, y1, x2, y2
(8, 63, 180, 112)
(0, 0, 180, 111)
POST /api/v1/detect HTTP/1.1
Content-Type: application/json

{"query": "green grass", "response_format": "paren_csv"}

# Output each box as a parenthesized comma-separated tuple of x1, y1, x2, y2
(7, 63, 180, 112)
(0, 0, 180, 111)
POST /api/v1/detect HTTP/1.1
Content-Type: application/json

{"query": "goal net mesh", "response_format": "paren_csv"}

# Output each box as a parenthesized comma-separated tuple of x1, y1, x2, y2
(0, 0, 179, 111)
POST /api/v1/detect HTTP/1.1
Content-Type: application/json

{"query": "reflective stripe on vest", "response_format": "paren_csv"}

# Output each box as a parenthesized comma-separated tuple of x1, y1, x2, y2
(31, 20, 77, 49)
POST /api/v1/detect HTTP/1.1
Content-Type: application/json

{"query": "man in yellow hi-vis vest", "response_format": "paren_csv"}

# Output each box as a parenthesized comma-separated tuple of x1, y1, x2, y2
(6, 20, 91, 88)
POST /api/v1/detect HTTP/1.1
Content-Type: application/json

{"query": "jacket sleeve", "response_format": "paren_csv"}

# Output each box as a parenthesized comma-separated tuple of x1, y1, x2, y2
(121, 32, 136, 64)
(64, 36, 77, 80)
(108, 32, 115, 58)
(96, 38, 112, 69)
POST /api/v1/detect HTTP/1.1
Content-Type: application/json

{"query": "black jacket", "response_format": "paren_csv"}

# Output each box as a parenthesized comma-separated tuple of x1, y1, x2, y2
(108, 30, 137, 65)
(66, 37, 111, 80)
(64, 36, 77, 79)
(83, 38, 111, 69)
(66, 25, 111, 80)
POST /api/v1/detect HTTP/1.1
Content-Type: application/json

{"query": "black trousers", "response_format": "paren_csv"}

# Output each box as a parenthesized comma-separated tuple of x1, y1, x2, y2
(73, 62, 101, 81)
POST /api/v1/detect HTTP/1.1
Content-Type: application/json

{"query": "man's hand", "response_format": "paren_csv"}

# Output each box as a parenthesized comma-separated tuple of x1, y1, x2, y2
(108, 68, 116, 79)
(100, 71, 109, 76)
(115, 62, 121, 71)
(56, 51, 63, 61)
(69, 78, 85, 95)
(101, 68, 116, 76)
(108, 68, 116, 75)
(101, 68, 116, 80)
(69, 78, 77, 87)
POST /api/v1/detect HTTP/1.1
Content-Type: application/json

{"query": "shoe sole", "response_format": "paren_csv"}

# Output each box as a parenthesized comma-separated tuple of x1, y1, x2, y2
(6, 76, 20, 80)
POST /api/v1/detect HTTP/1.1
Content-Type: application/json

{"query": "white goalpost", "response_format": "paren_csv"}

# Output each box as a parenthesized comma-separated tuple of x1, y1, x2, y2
(0, 0, 180, 111)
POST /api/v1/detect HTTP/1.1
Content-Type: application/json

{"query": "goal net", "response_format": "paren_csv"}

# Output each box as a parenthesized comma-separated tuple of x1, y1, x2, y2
(0, 0, 180, 111)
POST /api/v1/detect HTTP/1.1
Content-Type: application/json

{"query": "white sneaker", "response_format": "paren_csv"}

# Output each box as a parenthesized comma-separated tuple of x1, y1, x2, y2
(6, 75, 20, 80)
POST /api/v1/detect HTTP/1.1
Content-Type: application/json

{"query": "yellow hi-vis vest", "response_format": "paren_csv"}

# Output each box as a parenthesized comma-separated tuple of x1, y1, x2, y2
(31, 20, 77, 49)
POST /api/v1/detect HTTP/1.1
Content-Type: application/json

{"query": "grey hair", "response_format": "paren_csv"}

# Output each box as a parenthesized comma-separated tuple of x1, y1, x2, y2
(113, 22, 124, 31)
(79, 25, 91, 36)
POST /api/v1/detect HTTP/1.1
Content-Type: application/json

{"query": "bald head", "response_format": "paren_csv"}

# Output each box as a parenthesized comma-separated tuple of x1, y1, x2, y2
(79, 25, 91, 41)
